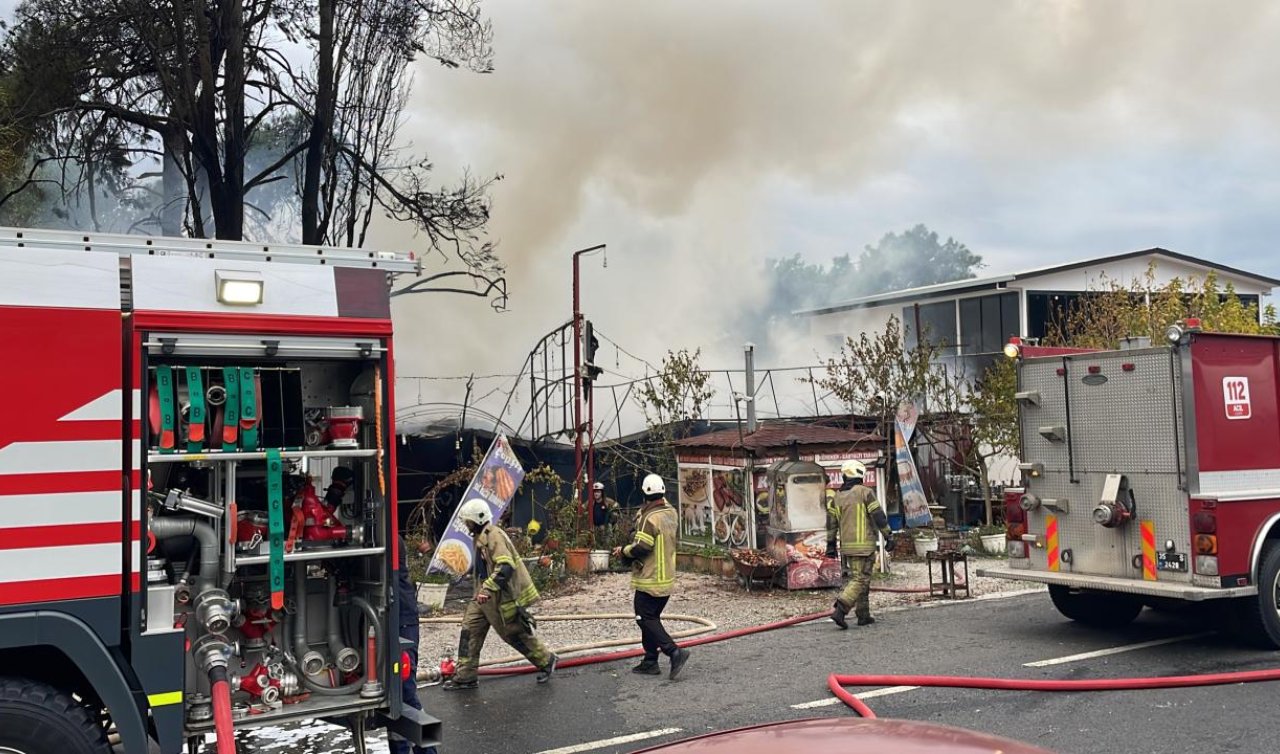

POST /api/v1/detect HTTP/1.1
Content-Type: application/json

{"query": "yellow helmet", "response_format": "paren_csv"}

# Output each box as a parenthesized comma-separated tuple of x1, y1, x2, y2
(841, 460, 867, 480)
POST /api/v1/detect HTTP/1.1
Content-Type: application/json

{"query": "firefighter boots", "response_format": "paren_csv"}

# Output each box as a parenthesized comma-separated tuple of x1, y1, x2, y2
(830, 601, 849, 630)
(536, 654, 559, 684)
(632, 660, 661, 675)
(669, 648, 691, 680)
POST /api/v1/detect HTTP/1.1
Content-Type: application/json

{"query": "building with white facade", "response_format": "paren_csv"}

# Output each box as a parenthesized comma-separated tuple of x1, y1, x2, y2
(798, 248, 1278, 373)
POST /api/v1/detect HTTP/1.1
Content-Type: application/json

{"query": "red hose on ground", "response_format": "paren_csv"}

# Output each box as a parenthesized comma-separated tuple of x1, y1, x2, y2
(209, 673, 238, 754)
(827, 668, 1280, 719)
(470, 585, 930, 676)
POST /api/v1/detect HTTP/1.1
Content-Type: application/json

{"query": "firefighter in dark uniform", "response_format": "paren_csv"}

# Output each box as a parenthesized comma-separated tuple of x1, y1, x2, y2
(827, 460, 894, 629)
(391, 538, 438, 754)
(443, 500, 556, 690)
(613, 473, 691, 679)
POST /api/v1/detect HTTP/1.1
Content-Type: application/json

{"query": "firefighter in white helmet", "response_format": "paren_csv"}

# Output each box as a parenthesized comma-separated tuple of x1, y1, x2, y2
(443, 499, 557, 690)
(590, 481, 620, 547)
(826, 459, 894, 629)
(613, 474, 691, 679)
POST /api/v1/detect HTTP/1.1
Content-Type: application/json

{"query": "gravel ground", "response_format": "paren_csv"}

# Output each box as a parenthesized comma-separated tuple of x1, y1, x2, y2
(414, 555, 1042, 670)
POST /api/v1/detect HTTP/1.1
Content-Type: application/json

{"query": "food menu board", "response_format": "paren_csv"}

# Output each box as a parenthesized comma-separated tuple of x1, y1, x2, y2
(678, 466, 713, 546)
(427, 435, 526, 577)
(711, 468, 750, 548)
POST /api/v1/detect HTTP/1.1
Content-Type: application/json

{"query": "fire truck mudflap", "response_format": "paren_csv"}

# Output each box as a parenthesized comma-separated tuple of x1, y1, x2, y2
(979, 329, 1280, 646)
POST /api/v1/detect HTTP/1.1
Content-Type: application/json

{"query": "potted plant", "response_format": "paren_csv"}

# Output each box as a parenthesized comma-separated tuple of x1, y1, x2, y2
(976, 524, 1007, 555)
(676, 547, 696, 572)
(563, 530, 594, 576)
(911, 528, 940, 558)
(416, 572, 452, 611)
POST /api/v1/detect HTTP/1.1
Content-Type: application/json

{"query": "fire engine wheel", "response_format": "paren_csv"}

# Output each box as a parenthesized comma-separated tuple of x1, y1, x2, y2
(1226, 543, 1280, 649)
(0, 677, 110, 754)
(1047, 584, 1144, 628)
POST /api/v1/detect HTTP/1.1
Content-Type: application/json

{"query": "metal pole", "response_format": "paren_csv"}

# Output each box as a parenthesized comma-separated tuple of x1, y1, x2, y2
(571, 244, 606, 533)
(744, 343, 757, 434)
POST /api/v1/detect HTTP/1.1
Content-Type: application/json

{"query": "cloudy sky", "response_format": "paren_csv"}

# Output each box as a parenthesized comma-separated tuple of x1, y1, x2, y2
(377, 0, 1280, 411)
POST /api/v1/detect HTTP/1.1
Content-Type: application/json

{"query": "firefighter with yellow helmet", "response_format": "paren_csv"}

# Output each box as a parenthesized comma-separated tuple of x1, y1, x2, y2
(826, 459, 893, 629)
(443, 499, 557, 690)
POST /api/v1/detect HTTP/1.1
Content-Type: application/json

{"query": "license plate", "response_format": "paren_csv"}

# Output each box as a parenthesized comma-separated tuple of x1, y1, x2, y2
(1157, 552, 1187, 572)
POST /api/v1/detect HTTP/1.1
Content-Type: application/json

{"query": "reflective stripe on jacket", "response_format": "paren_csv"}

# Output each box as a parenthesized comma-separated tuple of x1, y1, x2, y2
(827, 485, 882, 556)
(474, 525, 539, 612)
(624, 500, 677, 597)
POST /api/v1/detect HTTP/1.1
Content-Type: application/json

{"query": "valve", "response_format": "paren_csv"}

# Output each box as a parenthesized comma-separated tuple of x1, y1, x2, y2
(195, 589, 240, 634)
(232, 663, 281, 705)
(300, 478, 349, 543)
(1093, 473, 1136, 529)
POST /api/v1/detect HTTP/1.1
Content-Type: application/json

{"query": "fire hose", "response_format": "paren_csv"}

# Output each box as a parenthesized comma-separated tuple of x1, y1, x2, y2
(208, 666, 238, 754)
(417, 585, 933, 681)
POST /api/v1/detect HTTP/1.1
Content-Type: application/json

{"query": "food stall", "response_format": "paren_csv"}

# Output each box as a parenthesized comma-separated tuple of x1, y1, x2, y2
(674, 422, 883, 588)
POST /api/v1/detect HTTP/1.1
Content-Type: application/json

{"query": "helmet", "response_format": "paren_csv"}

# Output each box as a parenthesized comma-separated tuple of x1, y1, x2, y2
(592, 482, 605, 491)
(841, 460, 867, 480)
(641, 474, 666, 497)
(458, 499, 492, 527)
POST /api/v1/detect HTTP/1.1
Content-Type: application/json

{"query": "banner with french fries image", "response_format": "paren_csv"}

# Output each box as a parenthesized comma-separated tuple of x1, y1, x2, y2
(427, 434, 527, 577)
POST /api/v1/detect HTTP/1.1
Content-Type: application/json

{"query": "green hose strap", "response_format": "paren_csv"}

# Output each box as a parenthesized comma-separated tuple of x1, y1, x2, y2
(185, 367, 206, 452)
(222, 368, 241, 451)
(156, 366, 176, 452)
(267, 448, 285, 609)
(240, 367, 258, 451)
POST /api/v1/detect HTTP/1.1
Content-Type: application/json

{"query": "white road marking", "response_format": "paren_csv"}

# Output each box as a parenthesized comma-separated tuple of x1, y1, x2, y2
(1023, 632, 1213, 668)
(791, 685, 921, 709)
(533, 728, 683, 754)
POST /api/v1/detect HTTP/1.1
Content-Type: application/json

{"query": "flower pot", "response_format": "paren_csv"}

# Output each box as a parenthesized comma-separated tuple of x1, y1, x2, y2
(980, 533, 1006, 556)
(677, 552, 695, 572)
(416, 582, 449, 611)
(564, 548, 591, 575)
(692, 554, 711, 574)
(913, 537, 939, 558)
(589, 549, 611, 572)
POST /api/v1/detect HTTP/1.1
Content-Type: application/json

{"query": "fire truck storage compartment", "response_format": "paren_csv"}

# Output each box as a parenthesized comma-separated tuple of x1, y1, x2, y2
(1018, 346, 1192, 583)
(142, 334, 393, 732)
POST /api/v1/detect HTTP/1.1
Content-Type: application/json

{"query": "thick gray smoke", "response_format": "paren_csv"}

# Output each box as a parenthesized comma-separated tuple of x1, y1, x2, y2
(375, 0, 1280, 427)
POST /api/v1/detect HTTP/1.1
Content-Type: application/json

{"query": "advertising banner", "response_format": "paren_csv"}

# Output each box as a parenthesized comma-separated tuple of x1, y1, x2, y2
(428, 435, 526, 577)
(895, 402, 932, 527)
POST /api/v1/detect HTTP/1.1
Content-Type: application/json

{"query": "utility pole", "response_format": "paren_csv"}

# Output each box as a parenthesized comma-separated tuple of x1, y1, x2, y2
(572, 244, 606, 534)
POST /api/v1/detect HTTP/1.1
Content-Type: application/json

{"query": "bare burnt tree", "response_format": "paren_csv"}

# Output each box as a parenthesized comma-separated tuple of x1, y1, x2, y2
(0, 0, 506, 304)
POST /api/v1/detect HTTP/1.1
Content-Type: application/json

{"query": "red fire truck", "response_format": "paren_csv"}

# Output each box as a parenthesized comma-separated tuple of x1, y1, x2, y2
(981, 324, 1280, 647)
(0, 228, 439, 753)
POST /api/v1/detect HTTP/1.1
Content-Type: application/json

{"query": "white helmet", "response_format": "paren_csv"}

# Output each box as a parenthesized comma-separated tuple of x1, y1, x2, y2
(641, 474, 666, 497)
(841, 460, 867, 480)
(458, 499, 492, 527)
(592, 482, 605, 491)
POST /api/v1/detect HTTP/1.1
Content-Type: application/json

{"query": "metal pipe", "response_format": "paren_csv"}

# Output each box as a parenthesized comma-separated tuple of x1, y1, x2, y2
(293, 568, 325, 676)
(350, 595, 383, 668)
(150, 515, 220, 592)
(744, 343, 757, 434)
(326, 578, 360, 674)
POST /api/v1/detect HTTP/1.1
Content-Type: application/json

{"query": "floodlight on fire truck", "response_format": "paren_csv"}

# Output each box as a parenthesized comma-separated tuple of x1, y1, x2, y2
(1003, 337, 1022, 359)
(215, 270, 265, 305)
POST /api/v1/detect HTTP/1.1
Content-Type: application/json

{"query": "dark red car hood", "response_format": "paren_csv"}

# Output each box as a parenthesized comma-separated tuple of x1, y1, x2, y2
(631, 718, 1056, 754)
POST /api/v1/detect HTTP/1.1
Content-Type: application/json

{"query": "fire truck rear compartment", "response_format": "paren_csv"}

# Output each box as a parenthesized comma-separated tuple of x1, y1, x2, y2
(1017, 347, 1197, 584)
(141, 340, 398, 736)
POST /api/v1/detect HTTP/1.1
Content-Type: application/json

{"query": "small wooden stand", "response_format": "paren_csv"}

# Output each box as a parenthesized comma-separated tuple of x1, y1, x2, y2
(926, 550, 970, 599)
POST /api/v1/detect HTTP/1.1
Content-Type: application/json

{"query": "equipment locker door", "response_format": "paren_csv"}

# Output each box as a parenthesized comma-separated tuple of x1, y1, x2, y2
(0, 246, 130, 615)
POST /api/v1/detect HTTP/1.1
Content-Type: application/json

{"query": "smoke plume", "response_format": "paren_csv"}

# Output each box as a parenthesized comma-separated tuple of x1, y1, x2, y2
(375, 0, 1280, 428)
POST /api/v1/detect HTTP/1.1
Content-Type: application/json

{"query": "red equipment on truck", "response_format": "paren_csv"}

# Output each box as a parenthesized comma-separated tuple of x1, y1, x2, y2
(0, 228, 440, 753)
(981, 323, 1280, 647)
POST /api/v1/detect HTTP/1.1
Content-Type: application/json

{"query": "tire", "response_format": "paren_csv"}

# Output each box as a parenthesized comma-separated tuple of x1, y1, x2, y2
(0, 677, 110, 754)
(1224, 543, 1280, 649)
(1048, 584, 1144, 628)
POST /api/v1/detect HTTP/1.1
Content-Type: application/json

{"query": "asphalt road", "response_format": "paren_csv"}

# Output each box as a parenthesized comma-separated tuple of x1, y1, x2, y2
(242, 590, 1280, 754)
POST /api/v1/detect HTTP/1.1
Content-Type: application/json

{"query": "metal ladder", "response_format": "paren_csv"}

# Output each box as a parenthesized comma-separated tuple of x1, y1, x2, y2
(0, 226, 420, 274)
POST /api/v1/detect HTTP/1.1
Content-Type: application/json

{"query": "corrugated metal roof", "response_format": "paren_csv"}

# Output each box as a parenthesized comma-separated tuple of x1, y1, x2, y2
(673, 422, 882, 453)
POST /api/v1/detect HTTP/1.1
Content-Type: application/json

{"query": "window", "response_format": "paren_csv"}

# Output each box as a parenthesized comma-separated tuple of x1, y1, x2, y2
(958, 293, 1021, 353)
(903, 301, 957, 354)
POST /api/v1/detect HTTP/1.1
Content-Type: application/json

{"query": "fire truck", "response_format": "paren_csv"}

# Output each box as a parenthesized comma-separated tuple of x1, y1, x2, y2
(0, 228, 440, 753)
(980, 324, 1280, 648)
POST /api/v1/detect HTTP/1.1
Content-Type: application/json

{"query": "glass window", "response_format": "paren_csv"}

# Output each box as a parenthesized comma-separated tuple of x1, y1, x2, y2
(981, 295, 1001, 353)
(903, 301, 956, 354)
(959, 298, 981, 353)
(999, 292, 1020, 346)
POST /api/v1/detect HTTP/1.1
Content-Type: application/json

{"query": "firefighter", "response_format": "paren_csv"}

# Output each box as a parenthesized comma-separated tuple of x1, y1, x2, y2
(591, 481, 620, 547)
(612, 474, 691, 679)
(826, 460, 894, 629)
(443, 500, 557, 690)
(391, 538, 438, 754)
